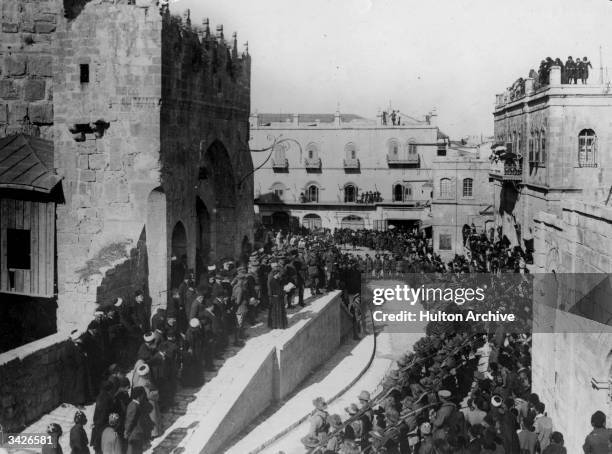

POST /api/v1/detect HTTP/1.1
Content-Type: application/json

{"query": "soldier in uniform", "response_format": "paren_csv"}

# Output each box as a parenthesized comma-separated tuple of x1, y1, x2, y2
(565, 56, 575, 84)
(581, 56, 593, 84)
(291, 249, 306, 307)
(179, 272, 198, 328)
(302, 397, 330, 448)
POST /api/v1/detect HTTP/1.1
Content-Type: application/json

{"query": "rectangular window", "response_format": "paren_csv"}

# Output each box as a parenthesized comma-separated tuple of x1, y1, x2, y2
(540, 135, 546, 164)
(439, 234, 452, 250)
(437, 144, 446, 156)
(463, 179, 473, 197)
(80, 64, 89, 84)
(7, 228, 31, 270)
(528, 137, 534, 162)
(534, 133, 540, 163)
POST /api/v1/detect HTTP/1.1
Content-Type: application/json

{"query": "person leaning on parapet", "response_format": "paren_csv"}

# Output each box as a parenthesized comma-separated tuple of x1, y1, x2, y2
(583, 410, 612, 454)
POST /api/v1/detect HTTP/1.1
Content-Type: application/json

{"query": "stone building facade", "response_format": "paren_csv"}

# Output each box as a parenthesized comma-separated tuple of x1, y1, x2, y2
(0, 0, 253, 333)
(491, 66, 612, 248)
(532, 199, 612, 453)
(431, 141, 494, 260)
(250, 111, 445, 233)
(494, 66, 612, 453)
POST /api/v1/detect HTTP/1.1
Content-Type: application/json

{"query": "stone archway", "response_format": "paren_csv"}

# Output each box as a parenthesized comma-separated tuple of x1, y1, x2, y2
(147, 188, 167, 311)
(202, 140, 237, 259)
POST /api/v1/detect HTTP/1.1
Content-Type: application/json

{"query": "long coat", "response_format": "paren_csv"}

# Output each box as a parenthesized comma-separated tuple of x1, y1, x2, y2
(268, 276, 287, 329)
(70, 424, 90, 454)
(90, 390, 113, 451)
(61, 340, 93, 405)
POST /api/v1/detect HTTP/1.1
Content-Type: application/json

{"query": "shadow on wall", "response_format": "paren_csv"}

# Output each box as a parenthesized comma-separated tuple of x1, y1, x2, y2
(63, 0, 92, 20)
(94, 227, 150, 309)
(0, 295, 57, 354)
(498, 183, 519, 215)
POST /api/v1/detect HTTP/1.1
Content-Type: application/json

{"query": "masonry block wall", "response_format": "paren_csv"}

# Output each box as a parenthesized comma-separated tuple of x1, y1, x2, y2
(160, 13, 253, 266)
(493, 86, 612, 239)
(53, 2, 163, 328)
(532, 199, 612, 453)
(0, 333, 68, 431)
(0, 0, 57, 138)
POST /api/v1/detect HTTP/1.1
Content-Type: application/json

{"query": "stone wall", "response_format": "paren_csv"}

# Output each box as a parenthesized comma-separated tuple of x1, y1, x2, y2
(532, 199, 612, 453)
(0, 333, 67, 432)
(184, 291, 354, 454)
(160, 14, 253, 266)
(0, 0, 57, 138)
(52, 2, 163, 328)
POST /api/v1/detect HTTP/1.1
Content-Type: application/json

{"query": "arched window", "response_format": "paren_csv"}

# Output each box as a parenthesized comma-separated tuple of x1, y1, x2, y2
(578, 129, 596, 167)
(271, 182, 285, 200)
(306, 143, 319, 160)
(388, 139, 400, 157)
(462, 178, 473, 197)
(345, 143, 357, 160)
(307, 184, 319, 203)
(393, 184, 404, 202)
(440, 178, 453, 199)
(273, 143, 287, 162)
(344, 184, 357, 203)
(408, 139, 417, 155)
(404, 184, 413, 200)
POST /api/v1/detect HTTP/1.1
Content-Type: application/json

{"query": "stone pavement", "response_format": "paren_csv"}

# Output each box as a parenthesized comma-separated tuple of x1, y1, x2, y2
(19, 289, 321, 454)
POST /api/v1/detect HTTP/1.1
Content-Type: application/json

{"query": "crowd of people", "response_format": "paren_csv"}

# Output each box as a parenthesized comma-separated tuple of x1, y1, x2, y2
(536, 56, 592, 86)
(355, 191, 383, 204)
(296, 227, 610, 454)
(382, 110, 402, 126)
(45, 228, 372, 454)
(32, 225, 609, 454)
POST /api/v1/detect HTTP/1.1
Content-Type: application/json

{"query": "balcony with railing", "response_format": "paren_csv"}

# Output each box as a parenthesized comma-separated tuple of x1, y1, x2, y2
(386, 153, 419, 166)
(490, 160, 523, 181)
(271, 157, 289, 170)
(343, 158, 360, 169)
(304, 157, 322, 170)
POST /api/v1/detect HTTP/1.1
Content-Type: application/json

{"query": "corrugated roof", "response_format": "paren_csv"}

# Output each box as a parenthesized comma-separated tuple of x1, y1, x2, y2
(257, 113, 365, 124)
(0, 134, 60, 193)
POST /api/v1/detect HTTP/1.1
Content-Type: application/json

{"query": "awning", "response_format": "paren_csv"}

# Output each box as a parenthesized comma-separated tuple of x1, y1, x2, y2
(0, 134, 61, 193)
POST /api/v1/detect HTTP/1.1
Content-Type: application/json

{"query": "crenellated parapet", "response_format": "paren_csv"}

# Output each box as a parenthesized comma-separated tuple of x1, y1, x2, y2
(160, 10, 250, 110)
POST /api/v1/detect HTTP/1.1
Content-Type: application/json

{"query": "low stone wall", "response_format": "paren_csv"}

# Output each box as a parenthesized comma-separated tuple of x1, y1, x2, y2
(180, 291, 353, 454)
(0, 332, 68, 432)
(276, 294, 350, 400)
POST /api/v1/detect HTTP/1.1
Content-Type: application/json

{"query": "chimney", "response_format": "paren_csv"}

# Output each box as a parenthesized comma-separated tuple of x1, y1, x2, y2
(334, 109, 341, 128)
(549, 65, 561, 85)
